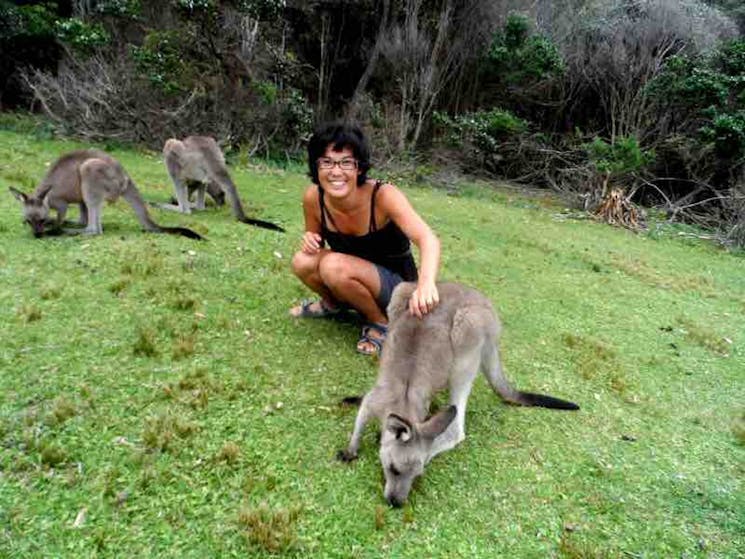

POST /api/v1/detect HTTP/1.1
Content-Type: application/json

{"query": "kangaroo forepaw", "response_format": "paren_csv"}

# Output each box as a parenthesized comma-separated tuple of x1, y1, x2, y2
(336, 449, 358, 462)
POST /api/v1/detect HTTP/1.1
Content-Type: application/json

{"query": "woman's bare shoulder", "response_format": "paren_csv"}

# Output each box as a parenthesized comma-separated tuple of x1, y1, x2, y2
(302, 184, 320, 204)
(374, 180, 408, 205)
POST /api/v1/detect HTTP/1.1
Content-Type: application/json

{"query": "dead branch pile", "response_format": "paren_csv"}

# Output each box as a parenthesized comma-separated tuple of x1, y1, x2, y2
(594, 187, 643, 230)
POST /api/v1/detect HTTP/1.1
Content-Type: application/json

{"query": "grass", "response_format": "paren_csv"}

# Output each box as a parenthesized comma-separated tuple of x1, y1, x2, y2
(0, 128, 743, 557)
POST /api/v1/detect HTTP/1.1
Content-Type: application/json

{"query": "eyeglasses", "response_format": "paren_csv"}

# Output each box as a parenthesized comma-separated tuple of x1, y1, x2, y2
(317, 157, 358, 170)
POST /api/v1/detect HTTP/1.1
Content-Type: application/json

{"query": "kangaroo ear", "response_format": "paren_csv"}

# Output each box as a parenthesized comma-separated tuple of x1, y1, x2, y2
(8, 187, 27, 203)
(419, 405, 457, 440)
(385, 413, 413, 442)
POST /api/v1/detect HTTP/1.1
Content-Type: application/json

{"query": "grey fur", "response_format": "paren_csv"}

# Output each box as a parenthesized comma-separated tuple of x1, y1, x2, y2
(338, 281, 578, 507)
(9, 149, 202, 239)
(162, 136, 283, 232)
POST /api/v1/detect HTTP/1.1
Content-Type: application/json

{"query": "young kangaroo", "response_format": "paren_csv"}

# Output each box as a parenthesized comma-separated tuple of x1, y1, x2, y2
(9, 150, 203, 239)
(162, 136, 284, 232)
(338, 282, 579, 507)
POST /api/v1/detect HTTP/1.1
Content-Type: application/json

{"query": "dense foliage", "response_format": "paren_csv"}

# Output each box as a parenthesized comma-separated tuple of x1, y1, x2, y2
(0, 0, 743, 244)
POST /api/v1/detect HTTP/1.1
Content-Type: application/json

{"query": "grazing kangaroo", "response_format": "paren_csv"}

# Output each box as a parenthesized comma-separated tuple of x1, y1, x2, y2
(162, 136, 284, 232)
(9, 150, 203, 239)
(337, 282, 579, 507)
(168, 179, 225, 209)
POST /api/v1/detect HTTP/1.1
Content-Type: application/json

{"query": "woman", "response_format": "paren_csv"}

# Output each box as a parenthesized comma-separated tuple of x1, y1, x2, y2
(289, 121, 441, 355)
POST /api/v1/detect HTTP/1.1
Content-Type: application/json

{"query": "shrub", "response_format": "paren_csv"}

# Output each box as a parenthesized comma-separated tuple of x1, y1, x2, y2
(646, 56, 730, 110)
(55, 18, 110, 54)
(92, 0, 142, 18)
(172, 0, 216, 14)
(585, 136, 655, 176)
(435, 109, 528, 151)
(486, 13, 564, 84)
(648, 38, 745, 159)
(700, 110, 745, 158)
(130, 30, 191, 95)
(235, 0, 285, 20)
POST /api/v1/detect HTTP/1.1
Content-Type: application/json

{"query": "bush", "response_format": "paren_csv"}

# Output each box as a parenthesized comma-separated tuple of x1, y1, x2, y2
(55, 18, 110, 54)
(486, 14, 564, 84)
(93, 0, 142, 18)
(435, 109, 527, 149)
(700, 110, 745, 159)
(585, 136, 655, 176)
(130, 30, 192, 95)
(648, 38, 745, 160)
(172, 0, 216, 14)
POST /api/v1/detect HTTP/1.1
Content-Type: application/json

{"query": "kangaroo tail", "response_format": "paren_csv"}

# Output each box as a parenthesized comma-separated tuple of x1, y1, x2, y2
(340, 396, 363, 406)
(482, 342, 579, 411)
(238, 216, 285, 232)
(122, 178, 203, 240)
(158, 226, 205, 240)
(512, 391, 579, 410)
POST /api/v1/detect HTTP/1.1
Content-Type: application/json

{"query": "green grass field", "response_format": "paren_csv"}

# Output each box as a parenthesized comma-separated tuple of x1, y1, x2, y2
(0, 129, 743, 558)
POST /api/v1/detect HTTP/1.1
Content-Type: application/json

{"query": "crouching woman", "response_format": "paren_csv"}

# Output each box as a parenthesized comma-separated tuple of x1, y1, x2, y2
(289, 121, 441, 355)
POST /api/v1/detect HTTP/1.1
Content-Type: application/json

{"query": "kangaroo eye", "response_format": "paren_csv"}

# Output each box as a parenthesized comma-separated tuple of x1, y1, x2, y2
(389, 465, 401, 476)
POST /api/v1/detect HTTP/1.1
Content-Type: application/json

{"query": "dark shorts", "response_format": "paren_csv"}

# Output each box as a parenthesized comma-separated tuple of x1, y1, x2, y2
(375, 264, 405, 315)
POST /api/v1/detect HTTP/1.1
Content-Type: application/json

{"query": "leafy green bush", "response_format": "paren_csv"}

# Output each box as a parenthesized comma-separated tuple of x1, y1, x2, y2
(92, 0, 141, 18)
(485, 13, 564, 84)
(279, 87, 313, 146)
(647, 56, 729, 109)
(0, 3, 56, 40)
(235, 0, 285, 20)
(585, 136, 655, 176)
(130, 31, 191, 94)
(648, 39, 745, 159)
(435, 109, 528, 153)
(715, 38, 745, 75)
(172, 0, 216, 14)
(700, 110, 745, 158)
(254, 80, 278, 104)
(55, 18, 110, 53)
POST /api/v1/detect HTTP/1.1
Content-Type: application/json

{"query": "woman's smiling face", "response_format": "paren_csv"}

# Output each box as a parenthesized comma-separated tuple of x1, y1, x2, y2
(317, 145, 360, 198)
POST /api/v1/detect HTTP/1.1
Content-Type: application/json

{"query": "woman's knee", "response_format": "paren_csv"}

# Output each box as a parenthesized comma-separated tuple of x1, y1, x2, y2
(291, 250, 319, 279)
(318, 252, 354, 286)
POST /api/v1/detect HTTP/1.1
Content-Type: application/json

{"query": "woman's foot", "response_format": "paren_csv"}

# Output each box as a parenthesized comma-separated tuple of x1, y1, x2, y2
(289, 298, 342, 318)
(356, 322, 388, 356)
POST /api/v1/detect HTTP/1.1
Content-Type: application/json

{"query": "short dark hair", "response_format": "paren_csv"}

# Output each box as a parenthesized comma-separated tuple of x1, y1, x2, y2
(307, 121, 370, 186)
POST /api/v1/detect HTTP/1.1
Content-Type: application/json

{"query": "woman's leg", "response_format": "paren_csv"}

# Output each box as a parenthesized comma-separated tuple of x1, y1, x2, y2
(289, 249, 339, 316)
(291, 250, 391, 353)
(317, 252, 386, 324)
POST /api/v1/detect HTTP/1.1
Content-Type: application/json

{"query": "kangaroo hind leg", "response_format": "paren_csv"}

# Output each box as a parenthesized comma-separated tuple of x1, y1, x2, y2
(428, 349, 481, 461)
(163, 139, 191, 214)
(79, 158, 115, 235)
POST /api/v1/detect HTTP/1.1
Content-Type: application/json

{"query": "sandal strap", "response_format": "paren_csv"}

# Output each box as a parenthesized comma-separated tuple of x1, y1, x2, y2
(359, 334, 383, 352)
(362, 322, 388, 336)
(357, 322, 388, 355)
(297, 298, 341, 318)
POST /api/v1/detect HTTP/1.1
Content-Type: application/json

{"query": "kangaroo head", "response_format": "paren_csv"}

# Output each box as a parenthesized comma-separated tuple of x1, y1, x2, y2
(207, 182, 225, 206)
(9, 187, 50, 238)
(379, 406, 457, 507)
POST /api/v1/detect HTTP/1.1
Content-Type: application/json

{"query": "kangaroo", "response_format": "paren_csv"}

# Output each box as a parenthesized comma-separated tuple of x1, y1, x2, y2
(162, 136, 284, 232)
(9, 150, 203, 240)
(167, 180, 225, 209)
(337, 282, 579, 507)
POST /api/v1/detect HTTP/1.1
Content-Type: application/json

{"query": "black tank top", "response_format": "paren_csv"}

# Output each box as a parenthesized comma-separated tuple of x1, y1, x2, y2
(319, 181, 418, 281)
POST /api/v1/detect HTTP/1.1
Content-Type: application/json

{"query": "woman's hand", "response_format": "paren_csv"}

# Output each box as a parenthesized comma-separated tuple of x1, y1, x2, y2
(409, 281, 439, 318)
(301, 231, 323, 254)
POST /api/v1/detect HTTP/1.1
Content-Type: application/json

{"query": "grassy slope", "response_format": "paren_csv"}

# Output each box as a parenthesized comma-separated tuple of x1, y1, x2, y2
(0, 130, 743, 558)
